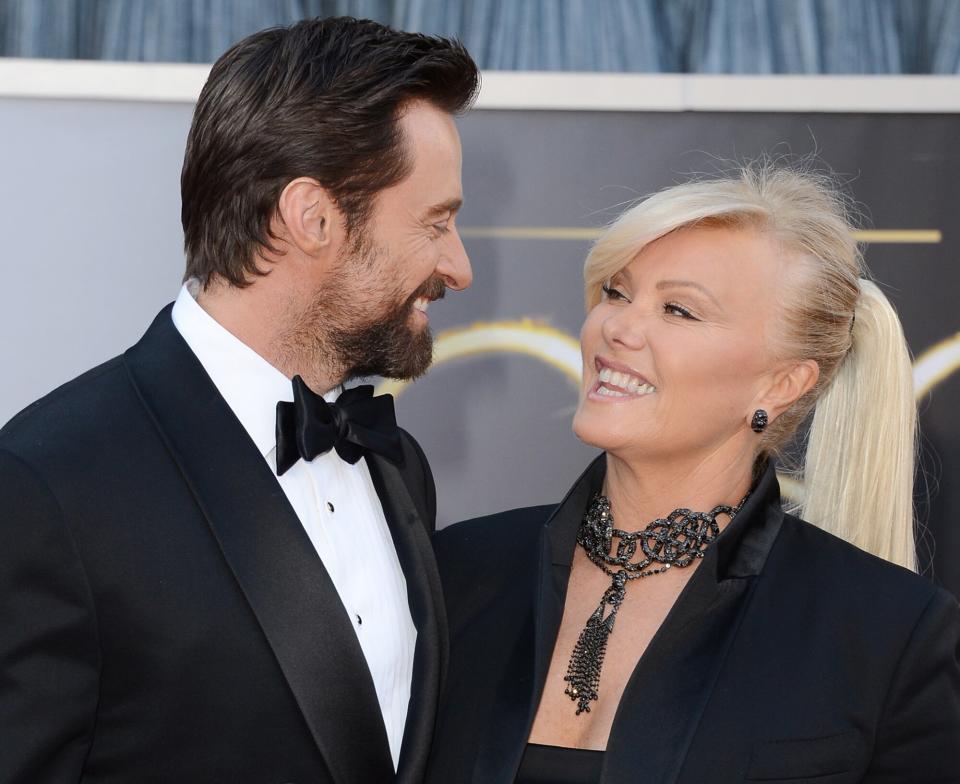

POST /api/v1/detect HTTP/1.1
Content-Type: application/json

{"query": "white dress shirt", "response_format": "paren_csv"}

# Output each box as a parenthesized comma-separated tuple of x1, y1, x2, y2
(171, 282, 416, 769)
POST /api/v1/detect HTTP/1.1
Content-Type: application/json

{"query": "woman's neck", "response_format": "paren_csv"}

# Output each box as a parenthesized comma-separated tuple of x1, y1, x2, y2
(602, 449, 756, 529)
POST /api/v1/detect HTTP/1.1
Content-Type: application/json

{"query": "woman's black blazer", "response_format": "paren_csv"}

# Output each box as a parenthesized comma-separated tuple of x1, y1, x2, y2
(428, 456, 960, 783)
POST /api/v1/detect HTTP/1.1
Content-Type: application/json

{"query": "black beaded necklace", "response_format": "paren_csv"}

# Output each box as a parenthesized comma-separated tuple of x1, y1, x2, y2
(563, 491, 745, 715)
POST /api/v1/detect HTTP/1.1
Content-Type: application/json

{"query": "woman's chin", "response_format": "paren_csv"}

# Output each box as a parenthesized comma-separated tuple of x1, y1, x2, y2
(572, 411, 628, 453)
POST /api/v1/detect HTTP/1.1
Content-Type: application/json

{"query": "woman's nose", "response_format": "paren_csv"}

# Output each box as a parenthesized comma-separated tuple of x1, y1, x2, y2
(601, 307, 647, 351)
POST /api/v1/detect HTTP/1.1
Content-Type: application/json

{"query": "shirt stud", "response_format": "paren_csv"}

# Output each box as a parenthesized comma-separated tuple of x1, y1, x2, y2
(326, 501, 335, 513)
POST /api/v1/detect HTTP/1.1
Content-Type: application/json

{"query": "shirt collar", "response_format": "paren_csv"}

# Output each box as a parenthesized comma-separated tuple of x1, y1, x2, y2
(171, 281, 341, 458)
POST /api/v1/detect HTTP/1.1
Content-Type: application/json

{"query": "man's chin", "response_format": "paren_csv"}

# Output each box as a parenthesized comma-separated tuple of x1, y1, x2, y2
(382, 344, 434, 382)
(345, 331, 433, 383)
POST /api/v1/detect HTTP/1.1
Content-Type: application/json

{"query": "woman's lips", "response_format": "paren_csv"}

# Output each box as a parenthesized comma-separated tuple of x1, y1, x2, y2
(588, 356, 657, 399)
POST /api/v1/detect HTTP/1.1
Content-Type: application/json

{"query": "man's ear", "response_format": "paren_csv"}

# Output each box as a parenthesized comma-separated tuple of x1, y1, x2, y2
(275, 177, 340, 256)
(752, 359, 820, 425)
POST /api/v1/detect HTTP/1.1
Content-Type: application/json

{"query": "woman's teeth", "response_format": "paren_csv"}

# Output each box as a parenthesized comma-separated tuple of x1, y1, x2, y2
(597, 367, 656, 397)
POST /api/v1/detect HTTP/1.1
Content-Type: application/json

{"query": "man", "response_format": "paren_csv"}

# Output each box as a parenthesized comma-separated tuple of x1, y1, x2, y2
(0, 17, 478, 784)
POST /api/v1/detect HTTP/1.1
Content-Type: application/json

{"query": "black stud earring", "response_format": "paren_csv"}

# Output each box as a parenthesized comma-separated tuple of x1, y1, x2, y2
(751, 409, 768, 433)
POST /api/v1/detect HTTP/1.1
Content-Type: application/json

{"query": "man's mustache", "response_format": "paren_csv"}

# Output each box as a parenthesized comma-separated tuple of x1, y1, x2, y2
(408, 276, 446, 306)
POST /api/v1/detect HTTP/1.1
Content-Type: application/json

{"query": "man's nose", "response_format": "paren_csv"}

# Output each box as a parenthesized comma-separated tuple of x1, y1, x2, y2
(437, 227, 472, 290)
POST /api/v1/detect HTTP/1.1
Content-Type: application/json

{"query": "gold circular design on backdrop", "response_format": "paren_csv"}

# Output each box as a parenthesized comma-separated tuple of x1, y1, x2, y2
(375, 319, 582, 397)
(914, 332, 960, 398)
(377, 322, 960, 506)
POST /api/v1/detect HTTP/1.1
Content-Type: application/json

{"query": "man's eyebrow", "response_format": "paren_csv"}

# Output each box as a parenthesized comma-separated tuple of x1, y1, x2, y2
(423, 198, 463, 219)
(655, 279, 722, 308)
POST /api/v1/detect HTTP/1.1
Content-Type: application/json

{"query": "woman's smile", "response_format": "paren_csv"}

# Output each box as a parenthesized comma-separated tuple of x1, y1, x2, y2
(587, 356, 657, 401)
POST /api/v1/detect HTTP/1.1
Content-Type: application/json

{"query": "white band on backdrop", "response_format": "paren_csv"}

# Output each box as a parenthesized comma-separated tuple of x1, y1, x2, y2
(1, 58, 959, 112)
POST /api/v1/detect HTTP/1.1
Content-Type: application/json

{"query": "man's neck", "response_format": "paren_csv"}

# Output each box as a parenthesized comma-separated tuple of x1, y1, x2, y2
(193, 278, 340, 394)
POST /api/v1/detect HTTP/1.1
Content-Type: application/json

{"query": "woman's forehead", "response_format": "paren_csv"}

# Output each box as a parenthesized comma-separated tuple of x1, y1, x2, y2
(620, 225, 780, 282)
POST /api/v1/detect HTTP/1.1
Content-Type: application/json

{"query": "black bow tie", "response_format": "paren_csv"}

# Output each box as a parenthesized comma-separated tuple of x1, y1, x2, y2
(275, 376, 403, 476)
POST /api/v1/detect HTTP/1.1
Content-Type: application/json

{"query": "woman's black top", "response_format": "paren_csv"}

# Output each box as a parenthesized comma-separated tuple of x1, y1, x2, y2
(425, 455, 960, 784)
(515, 743, 604, 784)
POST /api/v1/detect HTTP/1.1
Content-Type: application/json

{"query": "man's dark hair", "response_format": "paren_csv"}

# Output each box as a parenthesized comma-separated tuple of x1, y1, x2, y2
(181, 17, 479, 287)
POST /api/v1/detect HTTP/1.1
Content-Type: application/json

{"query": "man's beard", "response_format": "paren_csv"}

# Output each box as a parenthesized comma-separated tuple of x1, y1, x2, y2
(332, 273, 445, 382)
(293, 238, 446, 385)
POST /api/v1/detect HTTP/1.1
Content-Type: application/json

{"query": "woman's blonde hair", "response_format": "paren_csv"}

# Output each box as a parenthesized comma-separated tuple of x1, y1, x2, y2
(584, 163, 917, 570)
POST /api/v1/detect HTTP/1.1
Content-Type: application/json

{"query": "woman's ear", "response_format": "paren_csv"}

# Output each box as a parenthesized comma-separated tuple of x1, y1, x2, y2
(275, 177, 339, 256)
(754, 359, 820, 423)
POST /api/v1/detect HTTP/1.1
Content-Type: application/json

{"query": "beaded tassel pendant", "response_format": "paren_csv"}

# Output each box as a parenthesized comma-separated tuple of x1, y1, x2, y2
(563, 491, 741, 716)
(564, 572, 626, 714)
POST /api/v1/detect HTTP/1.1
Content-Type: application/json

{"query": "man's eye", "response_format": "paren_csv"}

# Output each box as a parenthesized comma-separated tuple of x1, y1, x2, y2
(432, 221, 451, 236)
(601, 283, 629, 302)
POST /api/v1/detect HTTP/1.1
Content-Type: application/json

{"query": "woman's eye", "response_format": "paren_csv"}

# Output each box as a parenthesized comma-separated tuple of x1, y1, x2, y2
(601, 283, 629, 302)
(664, 302, 697, 320)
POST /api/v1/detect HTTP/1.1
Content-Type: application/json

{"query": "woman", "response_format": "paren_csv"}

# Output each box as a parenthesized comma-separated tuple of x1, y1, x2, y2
(427, 165, 960, 783)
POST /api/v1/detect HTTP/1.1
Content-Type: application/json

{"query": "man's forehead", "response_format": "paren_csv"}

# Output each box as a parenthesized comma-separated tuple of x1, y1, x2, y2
(398, 101, 461, 151)
(371, 101, 463, 218)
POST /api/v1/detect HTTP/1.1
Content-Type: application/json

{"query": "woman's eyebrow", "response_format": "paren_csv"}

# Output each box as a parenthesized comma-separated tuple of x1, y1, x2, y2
(655, 279, 722, 309)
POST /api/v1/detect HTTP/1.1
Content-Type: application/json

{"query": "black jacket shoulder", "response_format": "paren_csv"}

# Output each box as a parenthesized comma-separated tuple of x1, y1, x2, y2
(435, 506, 552, 566)
(774, 512, 950, 617)
(0, 355, 134, 462)
(433, 506, 553, 613)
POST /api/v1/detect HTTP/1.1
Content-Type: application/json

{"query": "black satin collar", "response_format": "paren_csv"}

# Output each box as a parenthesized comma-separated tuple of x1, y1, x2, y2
(545, 454, 784, 581)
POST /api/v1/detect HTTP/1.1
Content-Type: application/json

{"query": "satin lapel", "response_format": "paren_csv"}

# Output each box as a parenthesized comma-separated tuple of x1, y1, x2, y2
(601, 465, 786, 784)
(122, 307, 393, 784)
(366, 452, 444, 784)
(473, 456, 607, 784)
(534, 456, 609, 723)
(601, 558, 755, 783)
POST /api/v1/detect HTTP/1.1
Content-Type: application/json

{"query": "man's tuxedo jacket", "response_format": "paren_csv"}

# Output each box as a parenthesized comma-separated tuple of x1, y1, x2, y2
(0, 306, 445, 784)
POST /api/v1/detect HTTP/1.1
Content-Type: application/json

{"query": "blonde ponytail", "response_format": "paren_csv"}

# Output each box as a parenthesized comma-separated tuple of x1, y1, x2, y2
(802, 279, 917, 570)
